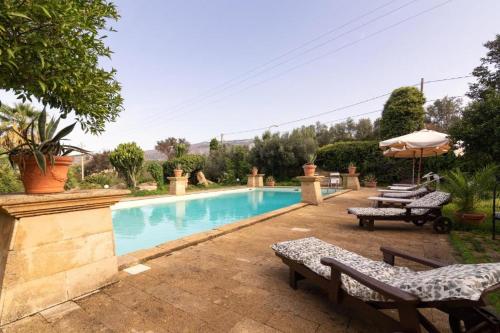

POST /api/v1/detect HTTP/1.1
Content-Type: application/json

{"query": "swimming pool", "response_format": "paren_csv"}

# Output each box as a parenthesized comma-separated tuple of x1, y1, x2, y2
(112, 187, 336, 255)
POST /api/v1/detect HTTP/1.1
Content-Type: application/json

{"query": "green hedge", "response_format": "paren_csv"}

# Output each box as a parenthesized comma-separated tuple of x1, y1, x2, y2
(316, 141, 456, 184)
(162, 154, 206, 184)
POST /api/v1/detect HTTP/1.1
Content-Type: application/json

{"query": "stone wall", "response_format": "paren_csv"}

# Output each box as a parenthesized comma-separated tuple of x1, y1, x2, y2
(0, 190, 128, 325)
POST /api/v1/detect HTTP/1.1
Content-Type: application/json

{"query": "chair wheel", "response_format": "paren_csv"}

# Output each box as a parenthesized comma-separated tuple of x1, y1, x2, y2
(433, 216, 452, 233)
(412, 220, 426, 227)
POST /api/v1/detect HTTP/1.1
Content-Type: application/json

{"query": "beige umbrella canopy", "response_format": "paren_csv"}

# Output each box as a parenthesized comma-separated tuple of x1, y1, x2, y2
(379, 129, 451, 184)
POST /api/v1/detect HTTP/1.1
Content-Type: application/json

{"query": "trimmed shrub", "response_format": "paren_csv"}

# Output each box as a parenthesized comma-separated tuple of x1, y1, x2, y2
(163, 154, 205, 183)
(146, 161, 164, 187)
(317, 140, 457, 184)
(109, 142, 144, 188)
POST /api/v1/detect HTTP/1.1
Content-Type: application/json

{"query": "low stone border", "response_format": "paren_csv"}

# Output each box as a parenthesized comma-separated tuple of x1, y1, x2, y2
(117, 188, 351, 270)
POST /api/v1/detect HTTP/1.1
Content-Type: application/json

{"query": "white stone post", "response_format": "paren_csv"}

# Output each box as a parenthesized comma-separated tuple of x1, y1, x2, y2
(297, 176, 324, 205)
(168, 176, 187, 195)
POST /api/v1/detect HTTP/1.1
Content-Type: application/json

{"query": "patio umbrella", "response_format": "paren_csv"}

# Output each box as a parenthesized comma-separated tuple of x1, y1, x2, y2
(379, 129, 450, 184)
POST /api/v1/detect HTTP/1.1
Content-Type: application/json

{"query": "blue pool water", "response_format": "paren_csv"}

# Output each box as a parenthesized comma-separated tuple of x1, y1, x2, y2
(112, 188, 336, 255)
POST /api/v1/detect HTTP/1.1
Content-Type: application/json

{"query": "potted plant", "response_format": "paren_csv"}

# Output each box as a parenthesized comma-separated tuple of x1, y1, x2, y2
(363, 174, 377, 188)
(251, 166, 258, 176)
(1, 109, 88, 194)
(303, 154, 317, 176)
(173, 164, 183, 177)
(442, 165, 497, 226)
(348, 162, 357, 175)
(265, 176, 276, 187)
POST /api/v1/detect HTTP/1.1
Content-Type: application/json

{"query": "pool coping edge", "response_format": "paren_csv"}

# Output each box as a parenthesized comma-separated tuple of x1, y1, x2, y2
(117, 188, 351, 270)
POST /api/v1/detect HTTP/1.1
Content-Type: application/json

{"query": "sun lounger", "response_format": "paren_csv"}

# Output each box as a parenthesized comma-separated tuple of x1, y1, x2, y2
(368, 187, 430, 207)
(368, 196, 414, 207)
(272, 237, 500, 333)
(381, 187, 429, 198)
(348, 191, 452, 233)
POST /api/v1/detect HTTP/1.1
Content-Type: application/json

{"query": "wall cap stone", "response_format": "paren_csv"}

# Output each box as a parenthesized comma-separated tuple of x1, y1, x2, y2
(0, 190, 130, 218)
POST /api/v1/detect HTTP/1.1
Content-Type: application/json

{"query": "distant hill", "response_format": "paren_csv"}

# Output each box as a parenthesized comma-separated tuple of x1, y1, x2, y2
(144, 139, 253, 160)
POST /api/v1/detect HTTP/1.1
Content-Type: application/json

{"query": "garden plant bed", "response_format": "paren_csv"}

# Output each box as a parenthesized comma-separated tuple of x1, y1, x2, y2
(450, 230, 500, 313)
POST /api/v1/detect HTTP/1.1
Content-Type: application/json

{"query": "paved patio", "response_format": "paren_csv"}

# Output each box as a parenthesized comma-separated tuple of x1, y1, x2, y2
(1, 188, 455, 333)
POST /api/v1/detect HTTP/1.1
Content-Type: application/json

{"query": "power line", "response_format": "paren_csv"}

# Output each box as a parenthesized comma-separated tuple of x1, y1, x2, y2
(130, 0, 426, 128)
(132, 0, 404, 121)
(132, 0, 454, 130)
(221, 77, 468, 137)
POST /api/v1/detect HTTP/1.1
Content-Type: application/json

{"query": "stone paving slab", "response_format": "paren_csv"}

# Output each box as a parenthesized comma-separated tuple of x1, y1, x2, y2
(0, 188, 455, 332)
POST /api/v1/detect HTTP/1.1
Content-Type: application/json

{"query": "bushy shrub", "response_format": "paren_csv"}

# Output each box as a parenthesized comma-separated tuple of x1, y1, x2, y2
(205, 146, 250, 184)
(65, 165, 81, 190)
(163, 154, 205, 183)
(146, 161, 164, 187)
(0, 158, 23, 193)
(85, 151, 112, 176)
(109, 143, 144, 188)
(316, 141, 455, 184)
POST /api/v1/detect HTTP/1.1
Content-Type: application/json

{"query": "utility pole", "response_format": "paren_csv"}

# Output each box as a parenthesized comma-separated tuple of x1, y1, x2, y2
(220, 133, 224, 146)
(420, 77, 424, 94)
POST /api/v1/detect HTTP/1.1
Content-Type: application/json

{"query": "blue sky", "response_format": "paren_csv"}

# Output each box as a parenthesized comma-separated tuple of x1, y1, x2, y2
(2, 0, 500, 151)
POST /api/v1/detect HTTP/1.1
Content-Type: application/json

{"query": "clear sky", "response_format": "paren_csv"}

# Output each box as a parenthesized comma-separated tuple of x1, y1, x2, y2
(1, 0, 500, 152)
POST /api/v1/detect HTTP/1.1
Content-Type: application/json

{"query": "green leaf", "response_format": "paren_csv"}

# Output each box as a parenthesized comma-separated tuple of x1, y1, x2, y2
(33, 150, 46, 174)
(36, 5, 52, 18)
(38, 80, 47, 93)
(51, 122, 76, 142)
(6, 12, 31, 20)
(46, 117, 60, 139)
(38, 109, 47, 142)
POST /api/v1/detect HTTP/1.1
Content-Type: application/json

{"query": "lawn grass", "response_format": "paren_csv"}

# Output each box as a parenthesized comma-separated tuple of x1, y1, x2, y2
(446, 199, 500, 313)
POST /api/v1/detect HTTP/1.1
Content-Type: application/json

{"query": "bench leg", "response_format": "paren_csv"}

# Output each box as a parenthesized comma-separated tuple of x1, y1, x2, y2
(367, 219, 375, 231)
(289, 268, 304, 289)
(358, 218, 364, 227)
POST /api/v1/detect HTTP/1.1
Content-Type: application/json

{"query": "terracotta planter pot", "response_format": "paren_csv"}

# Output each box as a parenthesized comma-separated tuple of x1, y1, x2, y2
(454, 212, 487, 226)
(348, 166, 357, 175)
(266, 181, 275, 187)
(13, 155, 73, 194)
(251, 167, 258, 176)
(173, 169, 183, 177)
(303, 164, 316, 177)
(364, 181, 377, 188)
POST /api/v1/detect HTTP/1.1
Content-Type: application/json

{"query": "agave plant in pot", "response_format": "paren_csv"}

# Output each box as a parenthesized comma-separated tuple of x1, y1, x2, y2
(442, 165, 497, 226)
(173, 164, 183, 177)
(363, 174, 377, 188)
(1, 109, 88, 194)
(303, 154, 317, 176)
(348, 162, 357, 175)
(265, 176, 276, 187)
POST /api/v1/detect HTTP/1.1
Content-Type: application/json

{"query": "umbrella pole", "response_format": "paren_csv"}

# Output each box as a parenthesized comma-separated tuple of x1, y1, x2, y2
(412, 154, 415, 185)
(418, 148, 423, 185)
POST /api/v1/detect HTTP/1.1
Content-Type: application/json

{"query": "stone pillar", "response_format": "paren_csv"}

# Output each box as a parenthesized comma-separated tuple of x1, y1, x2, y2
(247, 174, 265, 188)
(341, 173, 360, 190)
(297, 176, 324, 205)
(0, 190, 128, 325)
(168, 176, 187, 195)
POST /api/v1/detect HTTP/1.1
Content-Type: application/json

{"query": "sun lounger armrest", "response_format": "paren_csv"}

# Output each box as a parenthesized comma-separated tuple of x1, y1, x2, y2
(320, 257, 419, 303)
(380, 246, 446, 268)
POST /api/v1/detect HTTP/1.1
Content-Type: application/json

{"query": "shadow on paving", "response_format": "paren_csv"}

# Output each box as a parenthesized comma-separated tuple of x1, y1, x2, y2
(1, 188, 454, 333)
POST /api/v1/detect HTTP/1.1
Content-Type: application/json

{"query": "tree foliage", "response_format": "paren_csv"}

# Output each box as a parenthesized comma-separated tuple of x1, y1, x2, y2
(109, 143, 144, 188)
(162, 154, 205, 183)
(425, 96, 462, 132)
(0, 0, 123, 133)
(209, 138, 219, 152)
(146, 161, 164, 187)
(468, 34, 500, 99)
(0, 157, 22, 193)
(84, 151, 112, 176)
(250, 127, 317, 180)
(449, 35, 500, 169)
(449, 92, 500, 168)
(380, 87, 425, 139)
(205, 145, 250, 183)
(155, 137, 190, 159)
